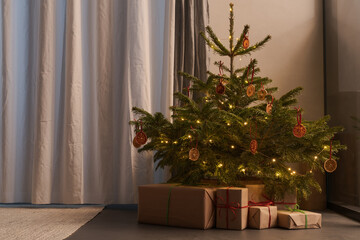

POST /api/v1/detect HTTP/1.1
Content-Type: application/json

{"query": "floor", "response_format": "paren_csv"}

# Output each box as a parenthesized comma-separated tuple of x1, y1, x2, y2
(66, 208, 360, 240)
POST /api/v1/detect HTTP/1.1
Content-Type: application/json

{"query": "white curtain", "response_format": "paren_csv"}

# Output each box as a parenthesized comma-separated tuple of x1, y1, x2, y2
(0, 0, 174, 204)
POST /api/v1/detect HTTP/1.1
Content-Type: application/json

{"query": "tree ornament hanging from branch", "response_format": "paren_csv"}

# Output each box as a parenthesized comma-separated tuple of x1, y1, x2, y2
(293, 107, 306, 138)
(132, 120, 142, 148)
(249, 121, 258, 154)
(189, 127, 200, 161)
(216, 61, 225, 95)
(257, 83, 267, 101)
(189, 147, 200, 161)
(135, 120, 147, 145)
(324, 139, 337, 173)
(246, 63, 255, 97)
(266, 96, 274, 114)
(133, 137, 142, 148)
(243, 33, 250, 49)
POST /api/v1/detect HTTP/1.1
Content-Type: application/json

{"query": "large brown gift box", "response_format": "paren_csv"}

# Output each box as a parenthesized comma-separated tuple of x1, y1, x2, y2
(248, 206, 277, 229)
(277, 210, 322, 229)
(216, 187, 248, 230)
(246, 184, 297, 210)
(138, 184, 216, 229)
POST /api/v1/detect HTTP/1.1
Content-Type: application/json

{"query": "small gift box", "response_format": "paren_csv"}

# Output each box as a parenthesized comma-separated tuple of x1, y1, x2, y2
(216, 187, 248, 230)
(246, 184, 297, 210)
(277, 205, 322, 229)
(248, 205, 277, 229)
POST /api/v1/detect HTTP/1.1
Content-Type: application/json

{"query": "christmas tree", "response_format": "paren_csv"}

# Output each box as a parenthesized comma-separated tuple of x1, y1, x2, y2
(130, 3, 346, 200)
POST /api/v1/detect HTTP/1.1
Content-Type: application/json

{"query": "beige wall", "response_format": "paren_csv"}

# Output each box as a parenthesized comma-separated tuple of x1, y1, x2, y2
(208, 0, 325, 209)
(208, 0, 324, 120)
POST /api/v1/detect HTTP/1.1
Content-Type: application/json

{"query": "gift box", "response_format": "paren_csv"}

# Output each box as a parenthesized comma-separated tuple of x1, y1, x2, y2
(216, 187, 248, 230)
(138, 184, 216, 229)
(246, 184, 297, 210)
(248, 205, 277, 229)
(277, 208, 322, 229)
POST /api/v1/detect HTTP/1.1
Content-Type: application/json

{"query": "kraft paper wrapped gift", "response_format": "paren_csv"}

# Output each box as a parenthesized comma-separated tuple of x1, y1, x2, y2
(246, 184, 297, 210)
(216, 187, 248, 230)
(277, 209, 322, 229)
(248, 206, 277, 229)
(138, 184, 216, 229)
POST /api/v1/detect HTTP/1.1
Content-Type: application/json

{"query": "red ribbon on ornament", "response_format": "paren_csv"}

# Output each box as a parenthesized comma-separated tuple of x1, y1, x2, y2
(216, 187, 248, 229)
(190, 126, 198, 148)
(295, 107, 302, 125)
(268, 96, 274, 105)
(219, 61, 224, 76)
(183, 84, 191, 97)
(329, 138, 333, 159)
(249, 120, 257, 139)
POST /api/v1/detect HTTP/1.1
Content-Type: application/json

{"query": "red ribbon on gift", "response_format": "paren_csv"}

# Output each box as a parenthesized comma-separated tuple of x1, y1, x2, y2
(216, 187, 248, 229)
(248, 200, 273, 228)
(262, 194, 296, 206)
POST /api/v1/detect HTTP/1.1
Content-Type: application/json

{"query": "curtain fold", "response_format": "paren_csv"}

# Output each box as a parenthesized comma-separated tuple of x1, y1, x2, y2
(0, 0, 175, 204)
(174, 0, 209, 101)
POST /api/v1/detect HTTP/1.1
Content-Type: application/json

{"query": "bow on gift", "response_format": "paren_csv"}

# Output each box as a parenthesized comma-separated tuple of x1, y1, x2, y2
(248, 200, 274, 228)
(216, 187, 247, 229)
(285, 204, 308, 229)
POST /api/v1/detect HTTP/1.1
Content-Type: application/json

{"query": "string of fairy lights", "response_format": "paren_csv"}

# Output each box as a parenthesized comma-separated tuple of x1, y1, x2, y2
(158, 113, 329, 177)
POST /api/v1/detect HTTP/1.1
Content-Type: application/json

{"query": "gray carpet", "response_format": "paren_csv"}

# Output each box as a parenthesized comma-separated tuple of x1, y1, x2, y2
(66, 208, 360, 240)
(0, 207, 103, 240)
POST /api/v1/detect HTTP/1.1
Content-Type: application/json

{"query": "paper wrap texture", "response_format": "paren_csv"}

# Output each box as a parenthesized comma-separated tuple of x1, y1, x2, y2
(248, 206, 277, 229)
(216, 187, 248, 230)
(138, 184, 216, 229)
(277, 210, 322, 229)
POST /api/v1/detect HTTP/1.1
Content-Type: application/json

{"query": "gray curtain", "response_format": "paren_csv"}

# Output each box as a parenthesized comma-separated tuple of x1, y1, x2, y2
(174, 0, 209, 101)
(0, 0, 175, 204)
